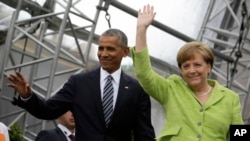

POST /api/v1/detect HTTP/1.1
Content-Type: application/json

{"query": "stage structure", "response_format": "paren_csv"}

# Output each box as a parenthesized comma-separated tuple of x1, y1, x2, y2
(0, 0, 249, 140)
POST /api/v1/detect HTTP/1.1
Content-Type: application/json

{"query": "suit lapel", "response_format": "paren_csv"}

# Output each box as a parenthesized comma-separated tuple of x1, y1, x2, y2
(112, 72, 131, 119)
(55, 127, 68, 141)
(87, 68, 108, 127)
(205, 90, 224, 108)
(89, 69, 133, 127)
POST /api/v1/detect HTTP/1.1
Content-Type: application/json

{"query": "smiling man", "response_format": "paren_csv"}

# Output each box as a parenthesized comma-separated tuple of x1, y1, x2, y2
(7, 28, 155, 141)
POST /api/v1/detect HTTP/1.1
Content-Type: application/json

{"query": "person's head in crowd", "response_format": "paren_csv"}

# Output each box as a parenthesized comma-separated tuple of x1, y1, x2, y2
(58, 110, 75, 133)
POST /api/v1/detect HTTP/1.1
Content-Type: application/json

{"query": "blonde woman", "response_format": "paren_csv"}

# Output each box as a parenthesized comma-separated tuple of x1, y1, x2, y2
(130, 4, 243, 141)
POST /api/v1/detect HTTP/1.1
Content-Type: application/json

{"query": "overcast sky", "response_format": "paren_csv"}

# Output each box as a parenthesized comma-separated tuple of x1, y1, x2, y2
(59, 0, 210, 66)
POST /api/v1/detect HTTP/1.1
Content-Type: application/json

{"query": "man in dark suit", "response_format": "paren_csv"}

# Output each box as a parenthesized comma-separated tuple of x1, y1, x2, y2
(35, 110, 75, 141)
(7, 28, 155, 141)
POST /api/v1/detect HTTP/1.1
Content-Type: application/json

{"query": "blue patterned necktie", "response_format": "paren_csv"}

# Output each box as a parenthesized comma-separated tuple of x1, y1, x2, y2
(102, 75, 114, 127)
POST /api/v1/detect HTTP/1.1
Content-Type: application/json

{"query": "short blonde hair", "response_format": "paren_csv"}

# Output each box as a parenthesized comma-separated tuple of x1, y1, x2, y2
(176, 41, 214, 68)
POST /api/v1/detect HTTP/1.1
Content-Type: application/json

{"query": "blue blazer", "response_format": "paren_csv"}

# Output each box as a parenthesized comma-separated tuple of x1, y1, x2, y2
(17, 68, 155, 141)
(35, 127, 67, 141)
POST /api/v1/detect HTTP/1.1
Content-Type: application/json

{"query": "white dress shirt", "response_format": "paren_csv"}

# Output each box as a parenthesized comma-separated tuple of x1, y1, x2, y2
(58, 124, 75, 141)
(100, 67, 121, 110)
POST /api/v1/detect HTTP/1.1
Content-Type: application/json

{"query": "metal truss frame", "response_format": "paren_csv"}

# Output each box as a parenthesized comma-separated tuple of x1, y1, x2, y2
(0, 0, 104, 140)
(197, 0, 250, 123)
(0, 0, 249, 140)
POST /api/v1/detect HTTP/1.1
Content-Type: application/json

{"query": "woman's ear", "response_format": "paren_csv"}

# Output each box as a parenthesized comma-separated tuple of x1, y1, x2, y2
(207, 63, 212, 74)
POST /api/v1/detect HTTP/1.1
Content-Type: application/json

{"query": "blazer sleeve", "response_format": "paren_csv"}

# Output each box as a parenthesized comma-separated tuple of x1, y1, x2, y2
(16, 75, 77, 119)
(133, 85, 156, 141)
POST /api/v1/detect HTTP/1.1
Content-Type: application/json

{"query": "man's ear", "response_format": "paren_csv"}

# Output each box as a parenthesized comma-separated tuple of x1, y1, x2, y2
(123, 46, 130, 57)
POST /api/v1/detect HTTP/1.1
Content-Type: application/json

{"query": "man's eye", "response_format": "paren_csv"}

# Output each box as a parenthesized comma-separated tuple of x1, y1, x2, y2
(107, 47, 115, 51)
(98, 47, 104, 51)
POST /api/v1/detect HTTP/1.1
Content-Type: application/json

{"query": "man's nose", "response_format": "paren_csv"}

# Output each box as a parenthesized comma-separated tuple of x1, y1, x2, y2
(101, 49, 109, 56)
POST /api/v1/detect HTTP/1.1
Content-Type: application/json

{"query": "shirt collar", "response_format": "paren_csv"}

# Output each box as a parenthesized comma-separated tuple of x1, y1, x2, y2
(58, 124, 74, 136)
(100, 67, 121, 84)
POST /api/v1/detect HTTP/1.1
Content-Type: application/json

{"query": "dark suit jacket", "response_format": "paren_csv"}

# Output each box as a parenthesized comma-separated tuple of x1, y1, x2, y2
(35, 127, 68, 141)
(17, 68, 155, 141)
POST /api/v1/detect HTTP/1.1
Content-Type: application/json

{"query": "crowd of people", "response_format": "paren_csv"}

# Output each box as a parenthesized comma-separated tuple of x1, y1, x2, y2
(4, 4, 243, 141)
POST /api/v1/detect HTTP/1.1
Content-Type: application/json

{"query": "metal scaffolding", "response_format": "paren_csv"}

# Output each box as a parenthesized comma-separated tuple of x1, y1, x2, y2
(0, 0, 103, 140)
(0, 0, 249, 140)
(197, 0, 250, 123)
